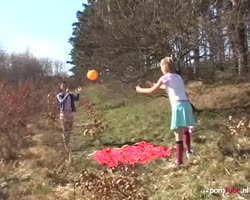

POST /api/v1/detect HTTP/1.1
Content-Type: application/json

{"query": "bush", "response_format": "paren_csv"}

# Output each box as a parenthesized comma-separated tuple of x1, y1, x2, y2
(0, 80, 56, 161)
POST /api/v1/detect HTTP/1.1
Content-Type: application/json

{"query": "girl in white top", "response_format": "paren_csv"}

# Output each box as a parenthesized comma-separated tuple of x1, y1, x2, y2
(136, 57, 195, 168)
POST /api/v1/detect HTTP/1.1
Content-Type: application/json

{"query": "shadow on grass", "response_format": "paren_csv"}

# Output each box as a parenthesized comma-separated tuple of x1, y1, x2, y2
(238, 149, 250, 158)
(198, 105, 250, 116)
(101, 138, 164, 148)
(75, 137, 165, 151)
(218, 147, 250, 158)
(0, 190, 8, 200)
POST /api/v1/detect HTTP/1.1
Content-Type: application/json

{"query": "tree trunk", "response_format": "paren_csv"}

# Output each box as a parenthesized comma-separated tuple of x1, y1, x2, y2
(229, 0, 248, 75)
(237, 22, 248, 74)
(230, 23, 248, 75)
(193, 48, 199, 78)
(229, 27, 239, 72)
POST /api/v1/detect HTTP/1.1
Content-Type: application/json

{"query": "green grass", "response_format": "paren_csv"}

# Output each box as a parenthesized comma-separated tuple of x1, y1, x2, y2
(103, 98, 171, 144)
(32, 183, 53, 196)
(2, 83, 250, 200)
(71, 83, 250, 200)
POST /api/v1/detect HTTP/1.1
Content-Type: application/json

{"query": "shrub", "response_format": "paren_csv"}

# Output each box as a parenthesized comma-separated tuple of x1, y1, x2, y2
(0, 80, 55, 161)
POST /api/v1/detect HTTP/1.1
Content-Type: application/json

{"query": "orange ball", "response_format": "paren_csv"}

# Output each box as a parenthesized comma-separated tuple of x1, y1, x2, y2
(87, 70, 98, 81)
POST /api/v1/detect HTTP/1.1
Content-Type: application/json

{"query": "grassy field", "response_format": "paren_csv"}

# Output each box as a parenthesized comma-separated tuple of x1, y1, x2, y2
(0, 81, 250, 200)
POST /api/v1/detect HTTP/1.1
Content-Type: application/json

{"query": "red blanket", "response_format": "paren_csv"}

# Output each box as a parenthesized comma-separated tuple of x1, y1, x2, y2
(91, 141, 174, 168)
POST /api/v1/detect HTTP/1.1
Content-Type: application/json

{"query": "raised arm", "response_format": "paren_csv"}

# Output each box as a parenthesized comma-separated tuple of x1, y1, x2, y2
(72, 93, 80, 101)
(72, 87, 81, 101)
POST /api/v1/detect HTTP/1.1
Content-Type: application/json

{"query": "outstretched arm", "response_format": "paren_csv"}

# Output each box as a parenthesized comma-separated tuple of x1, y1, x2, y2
(146, 81, 166, 90)
(156, 83, 166, 90)
(136, 79, 164, 94)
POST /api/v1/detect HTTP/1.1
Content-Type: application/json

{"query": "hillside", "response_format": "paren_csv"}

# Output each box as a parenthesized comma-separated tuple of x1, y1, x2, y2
(0, 80, 250, 200)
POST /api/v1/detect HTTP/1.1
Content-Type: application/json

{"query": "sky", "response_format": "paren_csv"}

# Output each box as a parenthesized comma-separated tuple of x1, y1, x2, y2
(0, 0, 86, 73)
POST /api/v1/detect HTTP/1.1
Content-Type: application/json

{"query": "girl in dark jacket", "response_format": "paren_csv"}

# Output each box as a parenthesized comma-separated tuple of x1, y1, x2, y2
(57, 81, 81, 162)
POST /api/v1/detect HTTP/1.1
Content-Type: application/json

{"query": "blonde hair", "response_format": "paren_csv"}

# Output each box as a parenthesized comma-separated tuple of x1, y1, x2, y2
(160, 57, 176, 73)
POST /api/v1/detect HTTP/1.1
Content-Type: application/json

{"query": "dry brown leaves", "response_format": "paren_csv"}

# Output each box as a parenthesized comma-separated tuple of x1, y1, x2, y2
(75, 168, 148, 200)
(46, 92, 59, 124)
(81, 102, 107, 137)
(228, 115, 250, 136)
(0, 80, 55, 161)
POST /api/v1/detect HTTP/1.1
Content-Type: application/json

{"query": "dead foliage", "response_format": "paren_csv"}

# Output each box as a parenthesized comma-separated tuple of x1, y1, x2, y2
(81, 102, 107, 137)
(0, 81, 55, 161)
(75, 168, 148, 200)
